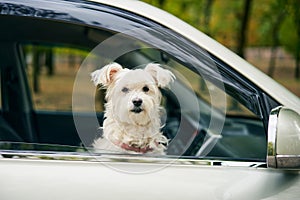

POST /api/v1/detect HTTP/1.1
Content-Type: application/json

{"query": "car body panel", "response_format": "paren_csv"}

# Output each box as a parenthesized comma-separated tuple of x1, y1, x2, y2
(0, 156, 300, 200)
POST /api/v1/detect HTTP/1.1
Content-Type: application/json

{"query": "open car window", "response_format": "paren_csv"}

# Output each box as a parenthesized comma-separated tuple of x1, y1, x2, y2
(1, 11, 267, 162)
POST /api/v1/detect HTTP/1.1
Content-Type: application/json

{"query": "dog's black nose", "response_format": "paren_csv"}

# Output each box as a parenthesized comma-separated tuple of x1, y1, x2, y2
(132, 99, 142, 107)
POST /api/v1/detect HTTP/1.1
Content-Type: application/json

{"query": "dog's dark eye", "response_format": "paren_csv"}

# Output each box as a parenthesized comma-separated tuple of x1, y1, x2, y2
(142, 86, 149, 92)
(122, 87, 129, 93)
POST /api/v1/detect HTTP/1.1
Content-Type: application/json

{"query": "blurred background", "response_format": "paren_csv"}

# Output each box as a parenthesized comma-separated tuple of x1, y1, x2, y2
(141, 0, 300, 97)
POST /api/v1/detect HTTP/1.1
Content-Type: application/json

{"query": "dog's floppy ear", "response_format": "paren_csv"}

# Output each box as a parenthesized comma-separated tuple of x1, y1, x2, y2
(145, 63, 175, 88)
(91, 62, 123, 87)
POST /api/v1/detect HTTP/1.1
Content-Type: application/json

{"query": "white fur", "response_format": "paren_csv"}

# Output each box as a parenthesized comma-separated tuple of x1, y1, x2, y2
(91, 63, 175, 155)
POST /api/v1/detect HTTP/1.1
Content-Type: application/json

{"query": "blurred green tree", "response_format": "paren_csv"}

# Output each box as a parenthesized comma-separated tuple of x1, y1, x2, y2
(286, 0, 300, 79)
(236, 0, 252, 58)
(142, 0, 300, 79)
(258, 0, 287, 77)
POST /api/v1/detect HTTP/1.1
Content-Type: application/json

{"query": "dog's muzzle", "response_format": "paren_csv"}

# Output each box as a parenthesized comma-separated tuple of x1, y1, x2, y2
(131, 98, 143, 113)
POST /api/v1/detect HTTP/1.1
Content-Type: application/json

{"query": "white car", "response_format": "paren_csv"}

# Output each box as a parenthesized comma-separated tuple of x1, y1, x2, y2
(0, 0, 299, 199)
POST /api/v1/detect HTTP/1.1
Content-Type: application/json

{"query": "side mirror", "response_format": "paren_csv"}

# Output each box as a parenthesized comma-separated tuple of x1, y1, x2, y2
(267, 106, 300, 169)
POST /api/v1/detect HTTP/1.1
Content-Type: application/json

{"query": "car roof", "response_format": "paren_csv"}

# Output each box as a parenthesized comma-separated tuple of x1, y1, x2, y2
(89, 0, 300, 113)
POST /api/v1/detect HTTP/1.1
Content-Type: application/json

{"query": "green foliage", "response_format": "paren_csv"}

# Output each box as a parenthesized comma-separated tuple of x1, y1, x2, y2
(280, 15, 298, 55)
(141, 0, 299, 56)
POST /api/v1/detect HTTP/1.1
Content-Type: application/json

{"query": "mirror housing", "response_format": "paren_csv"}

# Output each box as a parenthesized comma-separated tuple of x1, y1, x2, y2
(267, 106, 300, 169)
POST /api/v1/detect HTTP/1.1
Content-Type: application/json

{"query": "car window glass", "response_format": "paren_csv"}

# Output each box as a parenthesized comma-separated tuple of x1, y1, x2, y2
(131, 48, 265, 159)
(22, 44, 105, 112)
(9, 13, 267, 161)
(20, 29, 266, 160)
(167, 59, 257, 118)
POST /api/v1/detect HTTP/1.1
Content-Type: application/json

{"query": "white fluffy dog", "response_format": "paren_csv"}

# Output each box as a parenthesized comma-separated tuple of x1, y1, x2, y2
(91, 62, 175, 155)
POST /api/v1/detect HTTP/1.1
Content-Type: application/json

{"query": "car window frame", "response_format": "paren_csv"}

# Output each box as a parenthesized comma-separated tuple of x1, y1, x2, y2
(0, 0, 281, 161)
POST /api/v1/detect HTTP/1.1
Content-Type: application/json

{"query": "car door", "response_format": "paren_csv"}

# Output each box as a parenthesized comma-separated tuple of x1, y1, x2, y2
(0, 1, 300, 200)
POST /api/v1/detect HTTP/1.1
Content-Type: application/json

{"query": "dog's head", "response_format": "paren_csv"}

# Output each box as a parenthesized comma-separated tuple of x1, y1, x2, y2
(91, 63, 175, 126)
